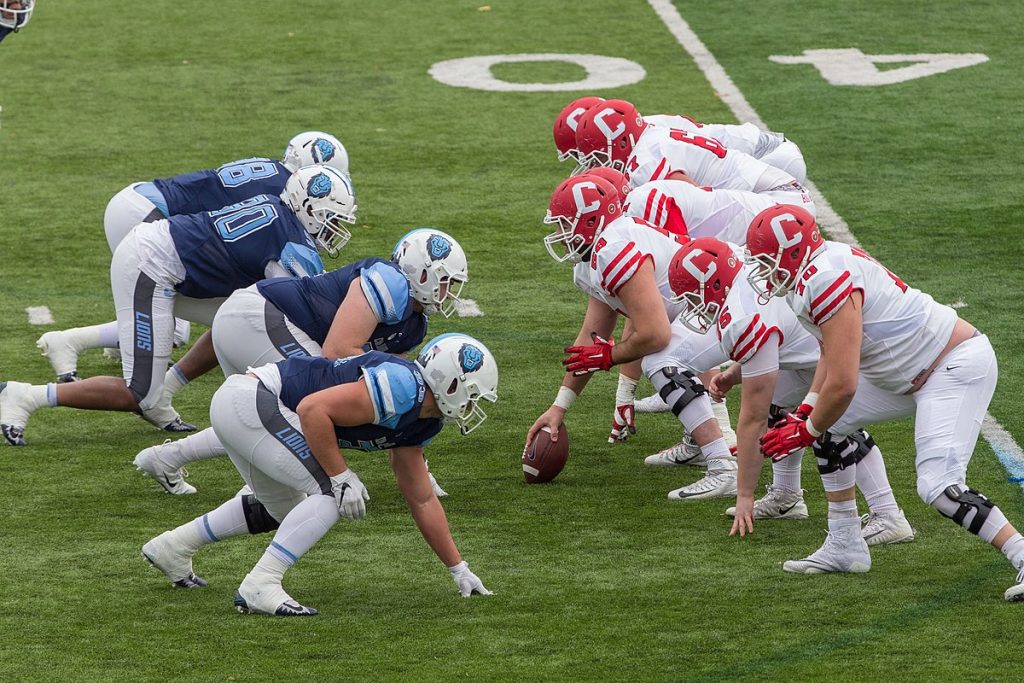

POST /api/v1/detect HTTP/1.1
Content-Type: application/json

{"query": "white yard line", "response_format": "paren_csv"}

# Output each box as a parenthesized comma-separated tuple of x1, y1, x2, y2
(647, 0, 1024, 493)
(25, 306, 54, 325)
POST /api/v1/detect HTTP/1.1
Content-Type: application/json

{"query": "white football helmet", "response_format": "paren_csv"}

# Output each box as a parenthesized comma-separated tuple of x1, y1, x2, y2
(282, 165, 357, 257)
(282, 132, 349, 175)
(416, 334, 498, 435)
(0, 0, 33, 30)
(392, 228, 468, 318)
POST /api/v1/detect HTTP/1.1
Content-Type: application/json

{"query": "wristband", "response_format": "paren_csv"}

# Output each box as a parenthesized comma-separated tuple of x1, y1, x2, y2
(805, 417, 822, 438)
(614, 374, 639, 405)
(553, 386, 577, 411)
(802, 392, 819, 408)
(449, 560, 468, 574)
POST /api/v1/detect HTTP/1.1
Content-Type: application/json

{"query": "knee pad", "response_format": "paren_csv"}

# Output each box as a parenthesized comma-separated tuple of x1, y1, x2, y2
(814, 429, 877, 475)
(650, 366, 707, 418)
(931, 485, 994, 535)
(241, 494, 282, 534)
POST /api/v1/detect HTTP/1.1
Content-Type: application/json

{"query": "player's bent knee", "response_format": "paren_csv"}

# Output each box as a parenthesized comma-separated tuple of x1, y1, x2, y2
(648, 366, 707, 417)
(241, 494, 283, 533)
(814, 429, 876, 475)
(929, 484, 1007, 541)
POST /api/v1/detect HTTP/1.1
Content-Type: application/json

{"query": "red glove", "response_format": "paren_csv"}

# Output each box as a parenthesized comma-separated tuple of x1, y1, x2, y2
(793, 403, 815, 420)
(563, 334, 615, 376)
(760, 414, 817, 463)
(608, 403, 636, 443)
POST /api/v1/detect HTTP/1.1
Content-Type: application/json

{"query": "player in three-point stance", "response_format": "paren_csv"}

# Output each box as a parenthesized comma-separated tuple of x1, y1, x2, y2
(525, 174, 739, 500)
(745, 205, 1024, 599)
(141, 334, 498, 616)
(0, 165, 353, 444)
(665, 237, 913, 542)
(36, 131, 349, 383)
(133, 229, 468, 496)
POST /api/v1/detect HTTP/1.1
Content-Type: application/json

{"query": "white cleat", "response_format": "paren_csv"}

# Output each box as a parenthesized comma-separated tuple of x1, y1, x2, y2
(644, 436, 708, 467)
(36, 331, 82, 383)
(783, 523, 871, 574)
(142, 531, 207, 588)
(726, 484, 809, 519)
(1005, 567, 1024, 603)
(634, 393, 670, 413)
(134, 440, 196, 495)
(235, 571, 318, 617)
(861, 509, 915, 546)
(0, 381, 36, 447)
(668, 471, 737, 501)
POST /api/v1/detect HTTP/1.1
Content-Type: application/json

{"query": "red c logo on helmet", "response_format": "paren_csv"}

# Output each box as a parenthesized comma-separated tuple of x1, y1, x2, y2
(769, 212, 802, 248)
(571, 181, 600, 214)
(682, 249, 717, 283)
(594, 108, 625, 140)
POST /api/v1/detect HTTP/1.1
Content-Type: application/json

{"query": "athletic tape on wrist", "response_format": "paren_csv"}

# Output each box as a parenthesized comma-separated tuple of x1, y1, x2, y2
(553, 386, 578, 411)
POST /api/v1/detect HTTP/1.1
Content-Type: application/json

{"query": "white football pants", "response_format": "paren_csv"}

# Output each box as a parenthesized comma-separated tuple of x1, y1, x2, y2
(104, 183, 162, 252)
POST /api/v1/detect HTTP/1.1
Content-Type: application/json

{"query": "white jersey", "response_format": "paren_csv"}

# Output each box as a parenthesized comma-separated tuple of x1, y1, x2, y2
(643, 115, 761, 156)
(786, 241, 958, 393)
(623, 180, 778, 245)
(625, 125, 795, 194)
(572, 216, 686, 320)
(717, 263, 820, 373)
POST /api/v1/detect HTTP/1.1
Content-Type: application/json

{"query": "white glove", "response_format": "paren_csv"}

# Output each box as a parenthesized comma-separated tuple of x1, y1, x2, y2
(449, 561, 493, 597)
(608, 403, 636, 443)
(425, 460, 448, 498)
(330, 469, 370, 520)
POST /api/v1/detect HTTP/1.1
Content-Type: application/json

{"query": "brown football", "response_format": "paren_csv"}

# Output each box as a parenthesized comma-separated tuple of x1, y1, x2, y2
(522, 424, 569, 484)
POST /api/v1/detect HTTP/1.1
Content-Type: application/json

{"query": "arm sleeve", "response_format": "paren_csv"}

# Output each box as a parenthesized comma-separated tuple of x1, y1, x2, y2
(739, 331, 781, 377)
(359, 262, 411, 325)
(806, 269, 855, 325)
(360, 362, 419, 429)
(264, 260, 290, 279)
(722, 313, 782, 366)
(596, 238, 650, 297)
(279, 242, 325, 278)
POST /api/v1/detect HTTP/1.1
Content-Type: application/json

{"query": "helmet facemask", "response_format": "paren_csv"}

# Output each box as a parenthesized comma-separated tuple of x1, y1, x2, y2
(417, 335, 498, 436)
(744, 248, 800, 305)
(0, 0, 32, 29)
(543, 212, 603, 264)
(673, 289, 720, 334)
(305, 204, 356, 258)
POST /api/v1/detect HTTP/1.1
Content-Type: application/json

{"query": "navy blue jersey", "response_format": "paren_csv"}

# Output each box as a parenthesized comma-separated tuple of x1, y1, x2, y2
(0, 26, 12, 42)
(276, 352, 443, 451)
(257, 257, 427, 354)
(170, 195, 324, 298)
(152, 158, 291, 216)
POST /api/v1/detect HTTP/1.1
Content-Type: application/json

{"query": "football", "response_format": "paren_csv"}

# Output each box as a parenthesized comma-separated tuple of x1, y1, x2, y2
(522, 424, 569, 484)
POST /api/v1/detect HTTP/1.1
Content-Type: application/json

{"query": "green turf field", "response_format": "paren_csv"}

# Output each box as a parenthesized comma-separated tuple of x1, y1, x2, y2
(1, 1, 1022, 680)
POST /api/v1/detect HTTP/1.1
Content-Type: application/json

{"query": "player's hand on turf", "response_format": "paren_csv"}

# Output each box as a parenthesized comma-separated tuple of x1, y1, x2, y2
(730, 496, 756, 537)
(563, 333, 615, 376)
(525, 406, 564, 453)
(424, 460, 448, 498)
(608, 403, 636, 443)
(330, 469, 370, 519)
(708, 371, 737, 401)
(760, 414, 816, 463)
(449, 561, 492, 597)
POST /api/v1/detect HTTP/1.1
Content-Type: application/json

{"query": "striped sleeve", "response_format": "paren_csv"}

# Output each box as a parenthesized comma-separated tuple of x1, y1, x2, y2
(359, 261, 411, 325)
(597, 240, 649, 297)
(722, 313, 779, 364)
(360, 361, 419, 429)
(808, 270, 854, 325)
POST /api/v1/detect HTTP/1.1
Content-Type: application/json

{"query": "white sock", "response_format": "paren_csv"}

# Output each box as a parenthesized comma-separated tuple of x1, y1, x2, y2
(828, 498, 859, 521)
(95, 321, 120, 349)
(163, 365, 189, 400)
(856, 446, 899, 514)
(771, 451, 803, 492)
(1000, 532, 1024, 569)
(264, 494, 339, 569)
(27, 384, 54, 411)
(615, 374, 638, 405)
(63, 321, 118, 351)
(160, 428, 226, 469)
(190, 497, 249, 546)
(711, 399, 736, 447)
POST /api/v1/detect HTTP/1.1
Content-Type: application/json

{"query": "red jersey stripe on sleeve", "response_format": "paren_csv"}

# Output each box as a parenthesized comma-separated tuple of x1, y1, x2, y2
(653, 193, 668, 226)
(733, 324, 777, 363)
(643, 189, 658, 223)
(812, 284, 854, 324)
(650, 158, 669, 182)
(607, 253, 647, 295)
(810, 271, 851, 313)
(601, 241, 637, 279)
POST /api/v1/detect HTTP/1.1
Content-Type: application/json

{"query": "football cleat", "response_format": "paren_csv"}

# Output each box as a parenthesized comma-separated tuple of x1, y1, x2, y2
(783, 523, 871, 574)
(0, 381, 35, 447)
(142, 531, 207, 588)
(1005, 567, 1024, 603)
(162, 417, 197, 433)
(35, 331, 81, 380)
(134, 440, 196, 495)
(234, 572, 318, 617)
(726, 484, 809, 519)
(644, 437, 707, 467)
(668, 471, 737, 501)
(861, 509, 915, 546)
(634, 393, 670, 413)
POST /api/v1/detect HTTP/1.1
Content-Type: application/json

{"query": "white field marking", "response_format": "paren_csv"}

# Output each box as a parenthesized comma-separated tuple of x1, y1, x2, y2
(769, 49, 989, 87)
(25, 306, 54, 325)
(647, 0, 1024, 492)
(949, 299, 969, 309)
(455, 298, 484, 317)
(429, 53, 645, 92)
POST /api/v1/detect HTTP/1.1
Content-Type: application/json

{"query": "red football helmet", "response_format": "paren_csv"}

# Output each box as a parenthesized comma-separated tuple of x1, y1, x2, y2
(544, 176, 621, 264)
(668, 238, 742, 333)
(744, 205, 823, 303)
(553, 97, 605, 163)
(574, 99, 648, 173)
(581, 168, 630, 204)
